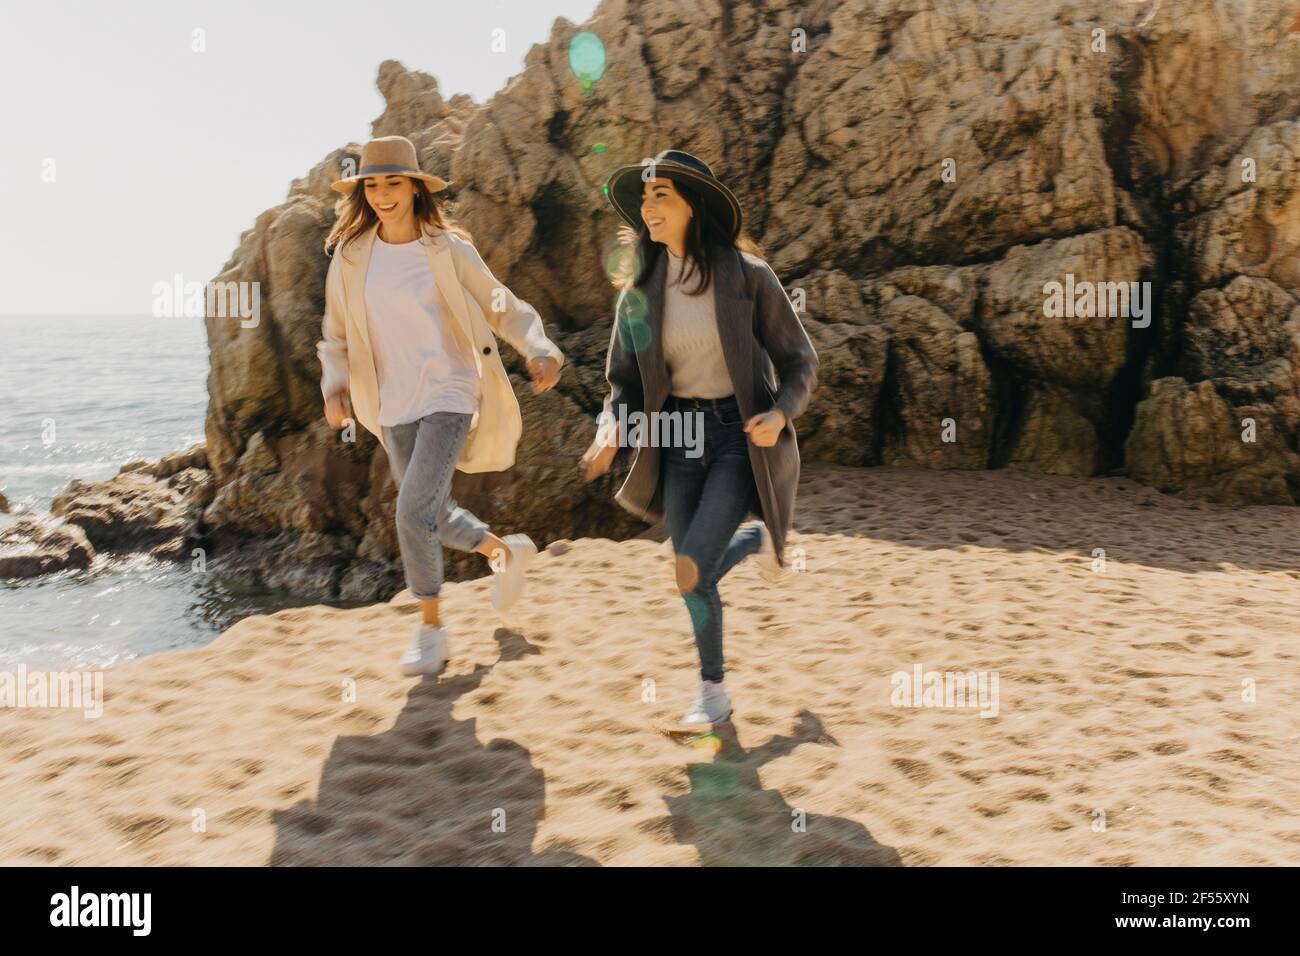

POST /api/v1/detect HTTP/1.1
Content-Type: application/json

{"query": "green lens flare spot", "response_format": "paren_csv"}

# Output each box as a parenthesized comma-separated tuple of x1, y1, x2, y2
(604, 245, 641, 283)
(568, 32, 607, 85)
(618, 286, 648, 320)
(688, 763, 739, 798)
(615, 288, 651, 352)
(617, 316, 652, 353)
(683, 591, 712, 632)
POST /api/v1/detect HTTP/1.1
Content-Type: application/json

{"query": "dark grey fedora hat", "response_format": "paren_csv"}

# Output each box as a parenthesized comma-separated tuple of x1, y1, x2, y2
(604, 149, 742, 241)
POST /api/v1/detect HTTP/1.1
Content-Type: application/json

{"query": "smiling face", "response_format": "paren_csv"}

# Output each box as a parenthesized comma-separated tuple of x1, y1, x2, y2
(640, 177, 693, 248)
(363, 174, 418, 222)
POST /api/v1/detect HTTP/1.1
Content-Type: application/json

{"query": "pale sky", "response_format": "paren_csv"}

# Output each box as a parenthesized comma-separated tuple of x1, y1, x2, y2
(0, 0, 601, 316)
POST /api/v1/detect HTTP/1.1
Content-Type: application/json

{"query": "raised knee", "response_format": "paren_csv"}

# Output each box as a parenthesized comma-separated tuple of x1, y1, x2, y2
(675, 554, 700, 594)
(395, 499, 434, 536)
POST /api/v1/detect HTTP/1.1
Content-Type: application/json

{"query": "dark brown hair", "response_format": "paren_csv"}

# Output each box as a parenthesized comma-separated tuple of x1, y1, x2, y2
(617, 177, 762, 294)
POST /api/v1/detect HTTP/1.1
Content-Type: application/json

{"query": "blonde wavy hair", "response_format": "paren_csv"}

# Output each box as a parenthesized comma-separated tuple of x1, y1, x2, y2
(324, 176, 472, 255)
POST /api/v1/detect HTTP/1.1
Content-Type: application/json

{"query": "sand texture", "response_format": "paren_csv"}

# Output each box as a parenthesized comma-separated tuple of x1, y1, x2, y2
(1, 465, 1297, 866)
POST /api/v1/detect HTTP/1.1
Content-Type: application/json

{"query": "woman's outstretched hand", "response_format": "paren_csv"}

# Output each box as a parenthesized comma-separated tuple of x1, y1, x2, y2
(528, 356, 561, 394)
(581, 438, 618, 482)
(324, 391, 353, 430)
(744, 408, 786, 447)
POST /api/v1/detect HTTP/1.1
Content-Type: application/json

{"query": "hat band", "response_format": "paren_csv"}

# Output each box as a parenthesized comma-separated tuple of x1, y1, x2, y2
(650, 161, 709, 178)
(356, 164, 422, 177)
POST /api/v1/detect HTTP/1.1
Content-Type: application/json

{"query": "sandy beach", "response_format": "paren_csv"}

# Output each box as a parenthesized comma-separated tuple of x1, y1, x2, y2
(2, 463, 1297, 866)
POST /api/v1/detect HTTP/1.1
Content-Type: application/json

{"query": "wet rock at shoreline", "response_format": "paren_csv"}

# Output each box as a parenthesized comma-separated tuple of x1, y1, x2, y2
(49, 442, 216, 561)
(0, 515, 96, 579)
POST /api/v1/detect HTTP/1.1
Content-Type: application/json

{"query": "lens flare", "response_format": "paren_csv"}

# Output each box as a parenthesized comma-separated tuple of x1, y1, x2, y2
(615, 287, 652, 353)
(568, 32, 607, 86)
(689, 762, 739, 797)
(604, 244, 641, 284)
(683, 591, 712, 632)
(692, 732, 723, 756)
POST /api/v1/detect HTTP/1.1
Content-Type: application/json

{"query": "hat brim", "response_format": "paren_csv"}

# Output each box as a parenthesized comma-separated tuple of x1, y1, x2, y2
(330, 171, 450, 195)
(604, 163, 742, 241)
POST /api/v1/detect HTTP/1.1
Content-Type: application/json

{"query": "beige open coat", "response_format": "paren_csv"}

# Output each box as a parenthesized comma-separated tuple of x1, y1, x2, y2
(317, 221, 564, 472)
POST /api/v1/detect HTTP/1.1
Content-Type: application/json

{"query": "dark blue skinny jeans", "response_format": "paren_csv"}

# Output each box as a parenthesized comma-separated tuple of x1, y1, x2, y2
(660, 395, 762, 682)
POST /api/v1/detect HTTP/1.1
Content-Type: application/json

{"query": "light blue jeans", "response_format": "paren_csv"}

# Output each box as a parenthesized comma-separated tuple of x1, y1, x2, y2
(382, 411, 490, 600)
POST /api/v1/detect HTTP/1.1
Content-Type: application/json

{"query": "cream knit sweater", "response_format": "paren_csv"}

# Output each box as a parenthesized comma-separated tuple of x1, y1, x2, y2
(662, 249, 734, 399)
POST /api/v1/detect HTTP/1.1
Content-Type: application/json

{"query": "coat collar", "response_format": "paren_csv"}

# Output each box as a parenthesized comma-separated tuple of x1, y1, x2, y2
(336, 218, 448, 263)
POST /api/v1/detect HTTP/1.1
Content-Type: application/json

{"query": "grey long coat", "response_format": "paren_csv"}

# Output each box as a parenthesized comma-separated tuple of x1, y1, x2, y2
(601, 243, 819, 565)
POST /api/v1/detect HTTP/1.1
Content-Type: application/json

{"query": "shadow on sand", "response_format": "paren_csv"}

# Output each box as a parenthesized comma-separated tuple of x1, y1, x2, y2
(270, 626, 899, 866)
(660, 711, 903, 866)
(270, 628, 595, 865)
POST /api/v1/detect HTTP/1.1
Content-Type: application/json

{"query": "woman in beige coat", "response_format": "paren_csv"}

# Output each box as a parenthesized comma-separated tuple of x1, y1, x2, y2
(318, 136, 564, 678)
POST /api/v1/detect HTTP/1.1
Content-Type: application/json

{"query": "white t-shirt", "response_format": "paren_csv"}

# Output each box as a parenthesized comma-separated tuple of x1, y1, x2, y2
(364, 235, 480, 426)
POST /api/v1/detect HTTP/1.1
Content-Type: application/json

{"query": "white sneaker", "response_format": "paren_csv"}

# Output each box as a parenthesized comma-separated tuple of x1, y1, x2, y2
(752, 521, 786, 583)
(678, 679, 732, 729)
(401, 624, 450, 677)
(491, 533, 538, 618)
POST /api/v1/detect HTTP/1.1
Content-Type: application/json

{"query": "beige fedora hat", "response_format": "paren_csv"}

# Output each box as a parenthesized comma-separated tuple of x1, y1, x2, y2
(330, 135, 450, 194)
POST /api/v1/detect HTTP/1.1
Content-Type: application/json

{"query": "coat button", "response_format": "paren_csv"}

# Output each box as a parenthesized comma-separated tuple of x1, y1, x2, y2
(482, 346, 491, 355)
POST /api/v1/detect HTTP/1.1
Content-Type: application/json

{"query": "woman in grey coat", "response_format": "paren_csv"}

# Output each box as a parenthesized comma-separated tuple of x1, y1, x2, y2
(582, 149, 819, 731)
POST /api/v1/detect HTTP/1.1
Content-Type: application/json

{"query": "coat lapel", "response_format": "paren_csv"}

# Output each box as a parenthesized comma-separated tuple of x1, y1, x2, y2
(337, 222, 378, 358)
(633, 248, 670, 409)
(420, 226, 480, 366)
(711, 245, 756, 418)
(338, 222, 478, 370)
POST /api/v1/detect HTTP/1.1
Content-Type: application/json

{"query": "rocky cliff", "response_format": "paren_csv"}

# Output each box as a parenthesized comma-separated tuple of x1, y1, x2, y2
(43, 0, 1300, 597)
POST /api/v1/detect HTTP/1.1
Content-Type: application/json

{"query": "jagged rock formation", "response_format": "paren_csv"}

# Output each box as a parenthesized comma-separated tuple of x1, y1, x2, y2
(0, 515, 95, 578)
(49, 444, 214, 560)
(42, 0, 1300, 597)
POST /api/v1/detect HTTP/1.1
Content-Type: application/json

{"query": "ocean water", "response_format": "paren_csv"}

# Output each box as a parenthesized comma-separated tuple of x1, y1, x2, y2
(0, 315, 319, 670)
